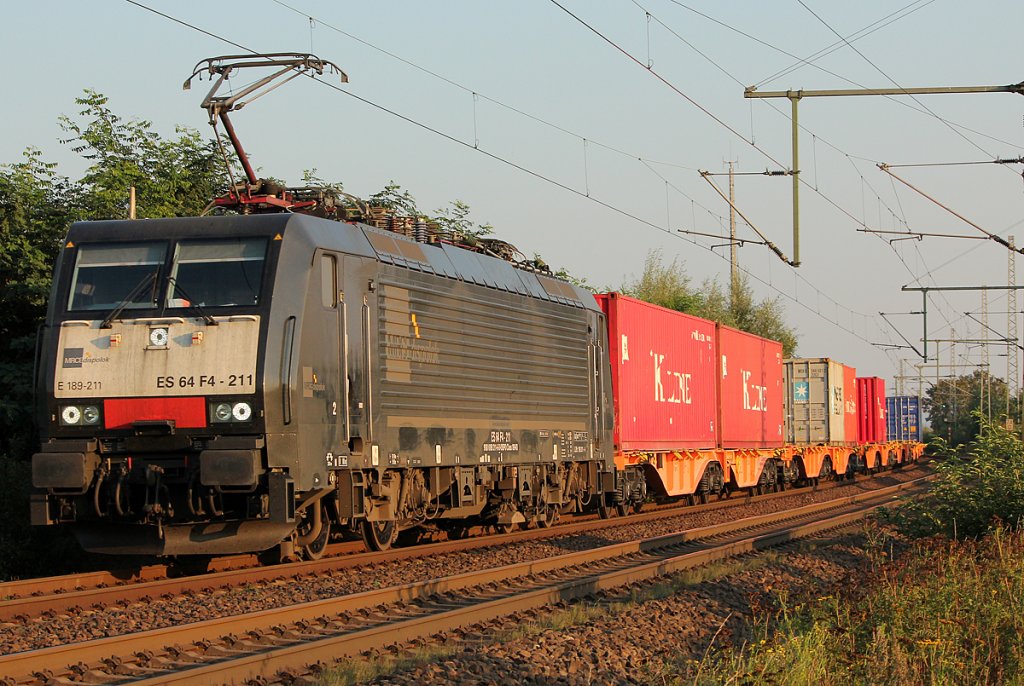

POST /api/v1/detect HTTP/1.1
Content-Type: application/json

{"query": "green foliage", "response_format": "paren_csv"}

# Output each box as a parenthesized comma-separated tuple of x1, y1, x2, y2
(622, 249, 799, 355)
(58, 90, 223, 220)
(728, 276, 799, 356)
(889, 415, 1024, 539)
(923, 370, 1015, 446)
(552, 265, 596, 292)
(0, 92, 226, 464)
(368, 181, 418, 216)
(0, 92, 235, 578)
(0, 149, 78, 458)
(689, 529, 1024, 685)
(432, 199, 493, 240)
(621, 250, 702, 313)
(301, 168, 344, 193)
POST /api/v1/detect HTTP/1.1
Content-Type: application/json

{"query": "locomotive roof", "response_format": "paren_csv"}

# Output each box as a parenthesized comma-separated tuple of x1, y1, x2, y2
(64, 213, 597, 311)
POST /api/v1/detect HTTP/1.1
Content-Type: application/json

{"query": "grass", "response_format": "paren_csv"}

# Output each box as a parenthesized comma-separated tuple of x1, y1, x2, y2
(318, 645, 462, 686)
(681, 528, 1024, 685)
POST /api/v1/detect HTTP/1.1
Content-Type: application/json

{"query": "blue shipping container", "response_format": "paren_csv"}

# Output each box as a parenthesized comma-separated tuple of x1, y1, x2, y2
(886, 395, 922, 441)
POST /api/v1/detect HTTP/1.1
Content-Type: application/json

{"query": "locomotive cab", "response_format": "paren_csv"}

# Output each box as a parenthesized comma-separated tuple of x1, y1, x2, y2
(31, 215, 297, 555)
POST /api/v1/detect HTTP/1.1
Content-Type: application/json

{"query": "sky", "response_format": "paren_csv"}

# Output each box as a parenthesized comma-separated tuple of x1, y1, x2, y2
(3, 1, 1023, 399)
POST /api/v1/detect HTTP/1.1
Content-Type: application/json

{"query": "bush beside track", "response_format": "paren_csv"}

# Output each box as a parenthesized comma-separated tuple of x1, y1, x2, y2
(684, 418, 1024, 684)
(689, 528, 1024, 685)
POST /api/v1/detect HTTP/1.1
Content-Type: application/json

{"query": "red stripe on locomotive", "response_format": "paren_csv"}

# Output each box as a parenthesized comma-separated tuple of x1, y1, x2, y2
(103, 397, 207, 429)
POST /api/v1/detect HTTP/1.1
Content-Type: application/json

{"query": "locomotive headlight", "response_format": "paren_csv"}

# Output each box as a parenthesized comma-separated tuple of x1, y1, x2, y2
(231, 402, 252, 422)
(82, 405, 101, 425)
(213, 402, 233, 422)
(210, 400, 254, 423)
(149, 327, 169, 347)
(60, 405, 82, 425)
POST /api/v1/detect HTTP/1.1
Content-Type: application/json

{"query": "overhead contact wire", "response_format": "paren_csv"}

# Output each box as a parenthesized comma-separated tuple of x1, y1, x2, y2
(125, 0, 886, 352)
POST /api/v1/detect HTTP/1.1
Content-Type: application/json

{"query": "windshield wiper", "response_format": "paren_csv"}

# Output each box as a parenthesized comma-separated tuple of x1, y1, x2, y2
(100, 272, 158, 329)
(166, 277, 218, 326)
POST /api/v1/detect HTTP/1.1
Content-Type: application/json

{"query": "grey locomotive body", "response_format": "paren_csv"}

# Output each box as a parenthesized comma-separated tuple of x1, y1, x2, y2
(31, 212, 619, 557)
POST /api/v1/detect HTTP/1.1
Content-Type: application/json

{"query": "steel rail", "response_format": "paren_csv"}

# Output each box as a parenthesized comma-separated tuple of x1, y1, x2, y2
(0, 477, 929, 684)
(137, 505, 884, 686)
(0, 462, 928, 620)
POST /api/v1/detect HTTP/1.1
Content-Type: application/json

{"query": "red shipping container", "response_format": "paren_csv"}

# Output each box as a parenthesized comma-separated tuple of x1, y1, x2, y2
(842, 364, 858, 444)
(856, 377, 887, 443)
(595, 293, 717, 451)
(716, 324, 784, 449)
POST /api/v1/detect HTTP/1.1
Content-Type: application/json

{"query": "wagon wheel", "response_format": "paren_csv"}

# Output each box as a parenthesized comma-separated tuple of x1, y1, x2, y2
(300, 507, 332, 560)
(494, 523, 515, 535)
(615, 502, 629, 518)
(598, 500, 612, 519)
(360, 519, 397, 551)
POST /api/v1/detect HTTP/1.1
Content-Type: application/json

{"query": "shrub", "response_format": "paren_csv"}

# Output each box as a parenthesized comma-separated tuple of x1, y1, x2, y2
(889, 414, 1024, 539)
(688, 530, 1024, 685)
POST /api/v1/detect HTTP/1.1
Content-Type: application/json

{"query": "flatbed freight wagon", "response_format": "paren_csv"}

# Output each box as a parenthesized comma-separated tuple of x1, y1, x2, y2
(597, 293, 792, 499)
(598, 293, 926, 501)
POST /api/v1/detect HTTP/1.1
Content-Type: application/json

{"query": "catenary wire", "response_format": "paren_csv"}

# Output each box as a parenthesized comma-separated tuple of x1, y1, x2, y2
(125, 0, 935, 357)
(558, 0, 1018, 374)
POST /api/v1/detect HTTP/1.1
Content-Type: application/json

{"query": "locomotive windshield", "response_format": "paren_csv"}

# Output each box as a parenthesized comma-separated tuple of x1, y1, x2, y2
(68, 242, 166, 311)
(166, 238, 267, 308)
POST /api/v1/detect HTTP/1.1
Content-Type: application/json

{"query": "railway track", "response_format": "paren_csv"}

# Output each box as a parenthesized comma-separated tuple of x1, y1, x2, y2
(0, 476, 930, 685)
(0, 463, 929, 623)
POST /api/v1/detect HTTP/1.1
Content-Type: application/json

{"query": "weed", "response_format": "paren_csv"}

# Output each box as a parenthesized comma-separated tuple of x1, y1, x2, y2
(683, 528, 1024, 685)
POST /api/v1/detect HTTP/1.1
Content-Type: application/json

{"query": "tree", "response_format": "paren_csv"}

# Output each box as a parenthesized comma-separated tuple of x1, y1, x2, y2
(727, 275, 798, 356)
(622, 249, 799, 355)
(923, 370, 1016, 447)
(0, 149, 81, 458)
(620, 250, 703, 314)
(0, 92, 230, 461)
(58, 90, 223, 220)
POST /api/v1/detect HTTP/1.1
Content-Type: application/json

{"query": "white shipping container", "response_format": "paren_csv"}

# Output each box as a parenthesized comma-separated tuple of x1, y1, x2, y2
(784, 358, 854, 444)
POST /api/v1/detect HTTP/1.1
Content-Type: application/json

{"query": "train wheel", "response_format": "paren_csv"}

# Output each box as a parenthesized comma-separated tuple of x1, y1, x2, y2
(598, 500, 611, 519)
(538, 505, 559, 528)
(494, 523, 515, 535)
(616, 502, 628, 518)
(447, 525, 471, 540)
(302, 517, 331, 561)
(361, 519, 397, 551)
(632, 501, 644, 514)
(299, 506, 332, 560)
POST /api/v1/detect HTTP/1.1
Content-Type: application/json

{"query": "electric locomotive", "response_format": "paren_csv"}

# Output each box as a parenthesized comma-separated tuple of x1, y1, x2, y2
(30, 212, 633, 558)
